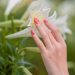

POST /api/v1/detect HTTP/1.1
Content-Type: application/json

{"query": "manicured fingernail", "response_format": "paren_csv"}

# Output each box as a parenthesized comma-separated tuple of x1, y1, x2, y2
(43, 19, 48, 24)
(31, 30, 35, 35)
(34, 17, 40, 25)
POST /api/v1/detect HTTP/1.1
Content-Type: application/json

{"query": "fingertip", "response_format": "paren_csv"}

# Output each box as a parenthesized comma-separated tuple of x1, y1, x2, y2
(43, 19, 57, 30)
(31, 30, 35, 36)
(34, 17, 40, 25)
(43, 19, 48, 24)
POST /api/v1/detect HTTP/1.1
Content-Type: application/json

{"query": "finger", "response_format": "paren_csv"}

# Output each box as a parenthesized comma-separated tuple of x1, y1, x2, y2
(34, 17, 53, 48)
(31, 29, 47, 53)
(43, 19, 65, 43)
(42, 23, 58, 46)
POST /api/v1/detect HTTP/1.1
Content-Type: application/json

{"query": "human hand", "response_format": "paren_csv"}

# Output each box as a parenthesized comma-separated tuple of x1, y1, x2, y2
(31, 18, 69, 75)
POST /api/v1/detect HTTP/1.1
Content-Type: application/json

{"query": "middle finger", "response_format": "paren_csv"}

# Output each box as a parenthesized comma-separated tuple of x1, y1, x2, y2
(34, 17, 53, 49)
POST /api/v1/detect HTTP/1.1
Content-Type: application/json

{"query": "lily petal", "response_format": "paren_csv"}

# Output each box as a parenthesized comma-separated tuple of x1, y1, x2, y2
(6, 27, 31, 39)
(21, 0, 50, 20)
(50, 11, 57, 19)
(5, 0, 21, 16)
(56, 15, 68, 24)
(42, 8, 51, 17)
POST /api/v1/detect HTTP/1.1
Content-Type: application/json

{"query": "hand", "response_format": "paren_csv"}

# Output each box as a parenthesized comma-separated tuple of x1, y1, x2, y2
(30, 18, 69, 75)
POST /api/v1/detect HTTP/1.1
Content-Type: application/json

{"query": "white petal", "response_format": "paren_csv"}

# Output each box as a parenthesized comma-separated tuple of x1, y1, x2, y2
(21, 0, 50, 19)
(42, 8, 51, 17)
(6, 27, 32, 39)
(50, 11, 57, 19)
(39, 0, 50, 10)
(27, 18, 32, 27)
(5, 0, 21, 16)
(56, 15, 68, 24)
(20, 18, 32, 27)
(63, 27, 72, 34)
(21, 0, 40, 19)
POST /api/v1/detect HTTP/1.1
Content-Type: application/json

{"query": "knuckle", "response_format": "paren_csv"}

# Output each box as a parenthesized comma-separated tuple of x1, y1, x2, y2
(57, 44, 67, 51)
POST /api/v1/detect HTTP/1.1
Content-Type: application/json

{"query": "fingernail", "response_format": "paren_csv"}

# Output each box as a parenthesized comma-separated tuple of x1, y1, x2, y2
(34, 17, 40, 25)
(31, 30, 35, 35)
(43, 19, 48, 24)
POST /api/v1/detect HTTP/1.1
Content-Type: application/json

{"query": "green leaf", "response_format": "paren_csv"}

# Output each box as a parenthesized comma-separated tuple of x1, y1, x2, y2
(19, 66, 32, 75)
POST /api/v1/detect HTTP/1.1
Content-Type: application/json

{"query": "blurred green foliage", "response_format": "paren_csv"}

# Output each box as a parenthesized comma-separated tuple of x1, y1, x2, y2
(0, 0, 75, 75)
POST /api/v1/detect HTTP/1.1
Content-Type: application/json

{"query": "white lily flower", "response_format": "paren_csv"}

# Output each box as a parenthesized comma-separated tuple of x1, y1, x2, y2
(5, 0, 32, 16)
(21, 0, 53, 20)
(5, 0, 21, 16)
(6, 0, 71, 39)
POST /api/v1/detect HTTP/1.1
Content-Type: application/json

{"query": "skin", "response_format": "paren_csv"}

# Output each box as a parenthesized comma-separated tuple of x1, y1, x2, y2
(30, 17, 69, 75)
